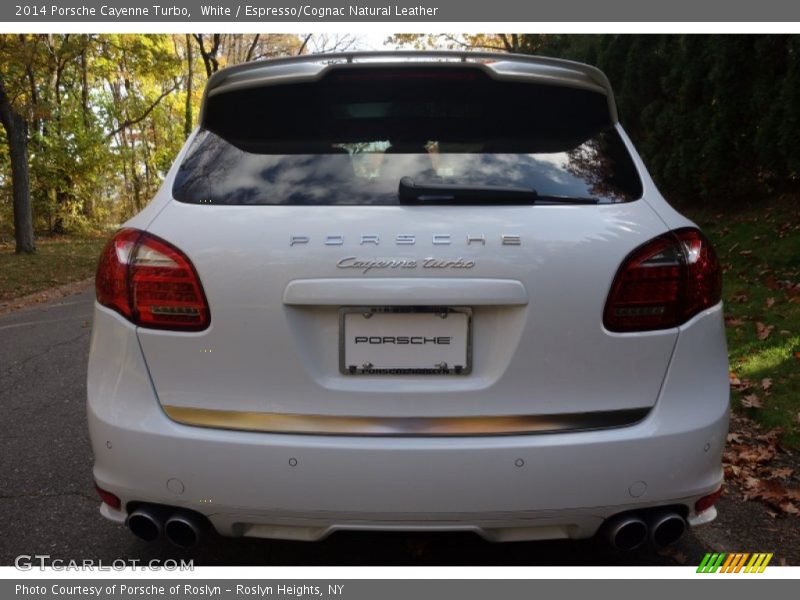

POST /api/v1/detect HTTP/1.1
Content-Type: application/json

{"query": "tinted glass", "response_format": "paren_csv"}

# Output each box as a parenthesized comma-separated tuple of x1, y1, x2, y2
(174, 67, 642, 205)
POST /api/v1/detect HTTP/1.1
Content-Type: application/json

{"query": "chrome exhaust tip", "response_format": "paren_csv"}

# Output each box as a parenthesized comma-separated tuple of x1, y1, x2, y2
(126, 506, 164, 542)
(605, 514, 648, 551)
(649, 512, 686, 549)
(164, 511, 205, 548)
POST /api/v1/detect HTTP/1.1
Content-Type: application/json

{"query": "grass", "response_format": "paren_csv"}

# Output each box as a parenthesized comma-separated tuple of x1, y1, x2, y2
(686, 196, 800, 448)
(0, 235, 108, 302)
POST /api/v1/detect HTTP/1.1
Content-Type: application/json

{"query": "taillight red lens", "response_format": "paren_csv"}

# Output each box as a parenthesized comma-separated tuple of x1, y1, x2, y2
(96, 228, 210, 331)
(96, 228, 141, 320)
(604, 227, 721, 332)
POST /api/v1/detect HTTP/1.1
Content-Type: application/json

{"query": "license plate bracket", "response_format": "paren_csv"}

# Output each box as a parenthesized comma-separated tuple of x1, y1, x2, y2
(339, 306, 472, 375)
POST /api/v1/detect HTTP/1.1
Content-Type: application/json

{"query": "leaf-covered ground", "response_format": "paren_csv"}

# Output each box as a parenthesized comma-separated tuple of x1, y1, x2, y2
(0, 235, 107, 302)
(723, 412, 799, 516)
(688, 196, 800, 449)
(687, 196, 800, 519)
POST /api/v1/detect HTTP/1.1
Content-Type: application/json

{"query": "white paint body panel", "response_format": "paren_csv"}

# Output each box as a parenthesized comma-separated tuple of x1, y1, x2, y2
(88, 302, 727, 541)
(136, 196, 678, 417)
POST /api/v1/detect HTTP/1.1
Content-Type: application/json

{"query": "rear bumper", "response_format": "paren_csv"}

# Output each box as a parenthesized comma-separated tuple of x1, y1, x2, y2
(88, 304, 729, 542)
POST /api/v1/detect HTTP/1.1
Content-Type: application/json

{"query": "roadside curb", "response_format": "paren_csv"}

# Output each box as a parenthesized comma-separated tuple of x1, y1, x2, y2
(0, 278, 94, 317)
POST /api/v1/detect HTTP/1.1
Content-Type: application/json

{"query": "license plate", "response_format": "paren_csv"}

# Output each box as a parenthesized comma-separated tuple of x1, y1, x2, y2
(339, 307, 472, 375)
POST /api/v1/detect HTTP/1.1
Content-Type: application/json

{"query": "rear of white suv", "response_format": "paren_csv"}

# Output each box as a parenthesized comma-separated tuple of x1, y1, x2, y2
(87, 51, 728, 551)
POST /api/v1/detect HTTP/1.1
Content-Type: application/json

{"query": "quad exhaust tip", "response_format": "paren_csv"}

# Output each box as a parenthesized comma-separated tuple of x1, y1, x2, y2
(648, 511, 686, 549)
(605, 509, 686, 551)
(165, 511, 205, 549)
(126, 506, 164, 543)
(126, 504, 206, 548)
(606, 514, 648, 551)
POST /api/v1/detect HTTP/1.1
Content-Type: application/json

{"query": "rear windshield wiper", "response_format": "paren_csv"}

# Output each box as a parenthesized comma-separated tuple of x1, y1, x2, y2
(398, 177, 599, 205)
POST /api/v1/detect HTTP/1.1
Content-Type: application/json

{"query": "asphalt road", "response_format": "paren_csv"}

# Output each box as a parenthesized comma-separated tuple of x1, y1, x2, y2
(0, 288, 718, 566)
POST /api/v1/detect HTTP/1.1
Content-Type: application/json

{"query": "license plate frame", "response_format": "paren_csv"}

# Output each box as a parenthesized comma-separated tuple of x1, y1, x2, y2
(339, 306, 473, 376)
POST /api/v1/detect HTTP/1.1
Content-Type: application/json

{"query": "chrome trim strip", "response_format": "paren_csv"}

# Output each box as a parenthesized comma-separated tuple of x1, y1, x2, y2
(162, 406, 650, 437)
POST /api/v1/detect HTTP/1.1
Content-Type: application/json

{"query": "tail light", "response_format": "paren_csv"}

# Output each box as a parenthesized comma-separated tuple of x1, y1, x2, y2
(604, 227, 721, 332)
(96, 228, 210, 331)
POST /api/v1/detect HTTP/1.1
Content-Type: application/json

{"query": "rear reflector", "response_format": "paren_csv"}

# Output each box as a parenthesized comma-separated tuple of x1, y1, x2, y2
(96, 229, 210, 331)
(695, 486, 724, 514)
(94, 484, 121, 511)
(604, 227, 721, 332)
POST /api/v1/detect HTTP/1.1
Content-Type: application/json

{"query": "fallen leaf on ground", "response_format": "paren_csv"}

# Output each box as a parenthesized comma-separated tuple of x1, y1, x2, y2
(754, 428, 782, 445)
(761, 378, 773, 392)
(768, 467, 794, 480)
(730, 376, 753, 392)
(743, 476, 761, 490)
(736, 444, 774, 463)
(658, 547, 688, 564)
(756, 321, 775, 340)
(741, 394, 763, 409)
(744, 478, 783, 500)
(741, 479, 800, 514)
(724, 464, 742, 477)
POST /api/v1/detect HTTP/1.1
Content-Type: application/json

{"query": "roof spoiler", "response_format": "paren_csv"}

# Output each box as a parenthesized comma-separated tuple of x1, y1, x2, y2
(199, 50, 618, 124)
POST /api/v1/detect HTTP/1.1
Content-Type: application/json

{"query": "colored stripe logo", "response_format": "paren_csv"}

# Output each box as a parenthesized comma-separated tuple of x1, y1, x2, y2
(697, 553, 773, 573)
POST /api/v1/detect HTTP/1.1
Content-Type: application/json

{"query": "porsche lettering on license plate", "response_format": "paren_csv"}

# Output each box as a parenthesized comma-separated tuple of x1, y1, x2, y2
(340, 307, 472, 375)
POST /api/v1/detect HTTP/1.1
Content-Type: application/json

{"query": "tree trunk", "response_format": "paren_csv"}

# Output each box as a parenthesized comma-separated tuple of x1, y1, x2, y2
(47, 36, 68, 234)
(184, 34, 193, 138)
(80, 42, 94, 219)
(81, 45, 90, 127)
(0, 75, 36, 254)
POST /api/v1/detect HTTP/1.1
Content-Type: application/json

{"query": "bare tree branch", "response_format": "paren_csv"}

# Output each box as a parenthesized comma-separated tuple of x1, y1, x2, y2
(245, 34, 261, 62)
(297, 34, 312, 56)
(105, 81, 180, 139)
(193, 33, 222, 77)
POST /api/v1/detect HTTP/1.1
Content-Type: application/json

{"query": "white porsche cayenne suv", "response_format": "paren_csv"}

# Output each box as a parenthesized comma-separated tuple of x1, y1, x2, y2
(88, 51, 728, 551)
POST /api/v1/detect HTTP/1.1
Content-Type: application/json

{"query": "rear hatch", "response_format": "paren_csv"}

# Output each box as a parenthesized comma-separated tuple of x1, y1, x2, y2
(137, 58, 676, 433)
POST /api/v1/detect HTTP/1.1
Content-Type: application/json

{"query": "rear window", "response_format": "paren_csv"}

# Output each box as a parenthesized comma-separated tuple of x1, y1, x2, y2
(174, 67, 642, 205)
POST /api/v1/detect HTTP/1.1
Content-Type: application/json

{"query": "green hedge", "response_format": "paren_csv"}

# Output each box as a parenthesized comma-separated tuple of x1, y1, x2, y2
(536, 35, 800, 205)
